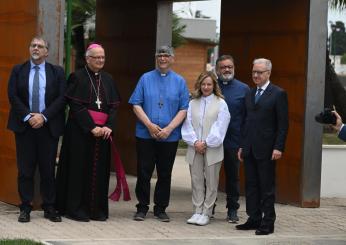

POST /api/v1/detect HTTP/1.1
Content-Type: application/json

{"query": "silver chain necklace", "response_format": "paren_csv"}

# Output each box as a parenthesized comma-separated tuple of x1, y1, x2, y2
(85, 66, 102, 109)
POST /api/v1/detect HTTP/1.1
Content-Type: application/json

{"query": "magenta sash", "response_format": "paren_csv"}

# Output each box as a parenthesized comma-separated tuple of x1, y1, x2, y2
(88, 110, 108, 125)
(88, 110, 131, 201)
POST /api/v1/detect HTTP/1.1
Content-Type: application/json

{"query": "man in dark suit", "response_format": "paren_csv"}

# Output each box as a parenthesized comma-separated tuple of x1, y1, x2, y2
(7, 36, 66, 223)
(236, 58, 288, 235)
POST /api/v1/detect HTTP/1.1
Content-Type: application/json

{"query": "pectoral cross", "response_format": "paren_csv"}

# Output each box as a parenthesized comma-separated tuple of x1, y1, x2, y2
(96, 97, 102, 109)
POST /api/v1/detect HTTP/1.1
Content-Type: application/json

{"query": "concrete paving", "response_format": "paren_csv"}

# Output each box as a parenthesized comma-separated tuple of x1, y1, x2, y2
(0, 155, 346, 245)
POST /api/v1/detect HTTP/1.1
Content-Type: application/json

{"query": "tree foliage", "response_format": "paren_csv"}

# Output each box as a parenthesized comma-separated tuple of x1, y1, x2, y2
(172, 13, 186, 48)
(341, 53, 346, 64)
(330, 21, 346, 55)
(71, 0, 96, 29)
(325, 0, 346, 121)
(68, 0, 96, 70)
(329, 0, 346, 10)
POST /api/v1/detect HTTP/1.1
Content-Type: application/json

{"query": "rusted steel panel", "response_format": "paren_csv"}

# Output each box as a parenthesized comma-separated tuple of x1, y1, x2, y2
(0, 0, 38, 205)
(0, 0, 64, 207)
(219, 0, 310, 206)
(96, 0, 157, 175)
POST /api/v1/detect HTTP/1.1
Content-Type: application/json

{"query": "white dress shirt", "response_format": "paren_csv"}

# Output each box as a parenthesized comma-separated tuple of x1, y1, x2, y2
(182, 94, 231, 147)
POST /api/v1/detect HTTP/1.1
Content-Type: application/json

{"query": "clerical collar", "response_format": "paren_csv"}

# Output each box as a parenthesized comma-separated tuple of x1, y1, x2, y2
(86, 65, 101, 77)
(220, 78, 232, 85)
(156, 69, 170, 77)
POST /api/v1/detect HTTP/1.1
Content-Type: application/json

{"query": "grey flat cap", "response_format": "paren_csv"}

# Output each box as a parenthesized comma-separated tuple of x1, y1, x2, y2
(155, 45, 174, 57)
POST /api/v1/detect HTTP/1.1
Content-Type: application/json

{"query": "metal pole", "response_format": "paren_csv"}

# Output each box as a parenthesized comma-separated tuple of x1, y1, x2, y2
(65, 0, 72, 78)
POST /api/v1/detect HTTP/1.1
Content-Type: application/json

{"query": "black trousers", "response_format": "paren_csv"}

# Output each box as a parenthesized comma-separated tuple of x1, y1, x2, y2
(244, 152, 276, 226)
(223, 148, 240, 211)
(15, 125, 59, 212)
(135, 137, 178, 214)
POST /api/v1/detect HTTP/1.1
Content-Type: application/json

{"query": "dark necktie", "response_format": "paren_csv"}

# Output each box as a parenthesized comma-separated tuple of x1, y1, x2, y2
(255, 88, 263, 104)
(32, 66, 40, 112)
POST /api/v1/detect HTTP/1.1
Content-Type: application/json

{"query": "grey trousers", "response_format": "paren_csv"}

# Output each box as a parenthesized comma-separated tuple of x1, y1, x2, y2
(189, 153, 222, 216)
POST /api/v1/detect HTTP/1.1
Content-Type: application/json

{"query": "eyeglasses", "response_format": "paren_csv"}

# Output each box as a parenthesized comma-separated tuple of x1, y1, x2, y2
(88, 56, 105, 60)
(30, 43, 46, 49)
(219, 65, 234, 70)
(156, 54, 171, 58)
(252, 70, 269, 75)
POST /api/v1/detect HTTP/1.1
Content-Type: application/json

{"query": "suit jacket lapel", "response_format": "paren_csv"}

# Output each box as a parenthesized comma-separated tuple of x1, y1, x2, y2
(45, 63, 52, 102)
(21, 61, 31, 104)
(251, 87, 257, 106)
(260, 83, 273, 102)
(256, 83, 273, 105)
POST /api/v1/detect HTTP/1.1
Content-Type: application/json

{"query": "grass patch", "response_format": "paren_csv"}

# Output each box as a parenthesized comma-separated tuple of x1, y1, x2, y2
(323, 133, 346, 145)
(178, 140, 187, 148)
(0, 239, 43, 245)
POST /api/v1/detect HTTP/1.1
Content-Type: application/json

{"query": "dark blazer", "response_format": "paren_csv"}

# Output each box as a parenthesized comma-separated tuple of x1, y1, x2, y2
(338, 125, 346, 141)
(7, 61, 66, 138)
(240, 83, 289, 159)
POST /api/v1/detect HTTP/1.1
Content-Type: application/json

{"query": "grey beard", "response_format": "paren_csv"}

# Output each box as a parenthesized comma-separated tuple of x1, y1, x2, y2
(219, 74, 234, 82)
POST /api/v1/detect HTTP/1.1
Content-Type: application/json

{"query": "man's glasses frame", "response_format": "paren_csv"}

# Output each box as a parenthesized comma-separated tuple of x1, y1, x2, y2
(30, 43, 47, 49)
(252, 70, 269, 75)
(88, 55, 105, 61)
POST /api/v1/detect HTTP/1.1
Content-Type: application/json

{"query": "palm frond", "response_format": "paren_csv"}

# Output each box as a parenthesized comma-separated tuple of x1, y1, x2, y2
(329, 0, 346, 10)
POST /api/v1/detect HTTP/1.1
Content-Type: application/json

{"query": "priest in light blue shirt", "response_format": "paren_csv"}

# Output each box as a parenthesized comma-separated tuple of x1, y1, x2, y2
(129, 45, 189, 222)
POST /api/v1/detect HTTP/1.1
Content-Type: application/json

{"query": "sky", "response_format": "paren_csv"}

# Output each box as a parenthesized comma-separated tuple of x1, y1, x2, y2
(173, 1, 346, 34)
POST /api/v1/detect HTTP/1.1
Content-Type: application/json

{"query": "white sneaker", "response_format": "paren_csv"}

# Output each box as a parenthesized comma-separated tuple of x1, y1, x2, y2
(187, 213, 201, 224)
(196, 214, 209, 226)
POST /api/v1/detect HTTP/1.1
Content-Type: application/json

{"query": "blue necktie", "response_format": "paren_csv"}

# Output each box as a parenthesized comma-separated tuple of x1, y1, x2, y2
(255, 88, 263, 104)
(32, 66, 40, 112)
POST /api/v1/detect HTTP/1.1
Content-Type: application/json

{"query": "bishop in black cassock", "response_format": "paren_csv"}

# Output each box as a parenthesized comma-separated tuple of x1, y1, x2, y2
(56, 44, 120, 221)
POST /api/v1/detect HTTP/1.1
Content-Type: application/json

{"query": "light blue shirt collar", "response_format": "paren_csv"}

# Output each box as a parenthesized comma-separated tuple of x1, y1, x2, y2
(30, 60, 45, 70)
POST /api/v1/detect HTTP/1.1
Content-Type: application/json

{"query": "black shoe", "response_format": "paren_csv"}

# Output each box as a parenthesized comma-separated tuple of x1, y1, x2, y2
(227, 209, 239, 223)
(90, 214, 107, 221)
(133, 211, 146, 221)
(44, 208, 62, 222)
(154, 212, 170, 222)
(236, 220, 261, 230)
(18, 211, 30, 223)
(65, 214, 90, 222)
(255, 225, 274, 235)
(211, 203, 216, 218)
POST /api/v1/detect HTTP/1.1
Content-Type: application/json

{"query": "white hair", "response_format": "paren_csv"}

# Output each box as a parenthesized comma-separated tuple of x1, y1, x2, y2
(85, 46, 104, 57)
(253, 58, 272, 71)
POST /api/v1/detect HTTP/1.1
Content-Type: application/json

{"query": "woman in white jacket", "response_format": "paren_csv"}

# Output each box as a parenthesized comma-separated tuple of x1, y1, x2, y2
(182, 71, 230, 226)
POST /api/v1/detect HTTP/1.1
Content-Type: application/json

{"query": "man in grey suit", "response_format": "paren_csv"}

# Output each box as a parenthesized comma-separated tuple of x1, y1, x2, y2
(236, 58, 289, 235)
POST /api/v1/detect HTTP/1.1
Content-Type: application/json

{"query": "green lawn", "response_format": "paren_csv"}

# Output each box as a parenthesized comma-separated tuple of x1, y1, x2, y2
(323, 133, 346, 145)
(0, 239, 43, 245)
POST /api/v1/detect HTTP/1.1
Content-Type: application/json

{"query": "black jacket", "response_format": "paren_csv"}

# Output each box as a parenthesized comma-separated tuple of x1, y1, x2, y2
(7, 61, 66, 137)
(240, 83, 289, 159)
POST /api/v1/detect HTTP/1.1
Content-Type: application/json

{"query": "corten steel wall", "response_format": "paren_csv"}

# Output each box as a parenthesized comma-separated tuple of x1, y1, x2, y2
(219, 0, 327, 207)
(96, 0, 158, 175)
(0, 0, 38, 205)
(0, 0, 64, 205)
